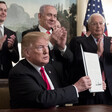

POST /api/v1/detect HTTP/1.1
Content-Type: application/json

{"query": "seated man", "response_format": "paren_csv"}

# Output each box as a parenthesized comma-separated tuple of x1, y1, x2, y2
(9, 32, 91, 109)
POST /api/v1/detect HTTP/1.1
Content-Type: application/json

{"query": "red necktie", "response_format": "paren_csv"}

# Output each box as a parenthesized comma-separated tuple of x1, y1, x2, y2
(46, 30, 50, 34)
(40, 67, 51, 90)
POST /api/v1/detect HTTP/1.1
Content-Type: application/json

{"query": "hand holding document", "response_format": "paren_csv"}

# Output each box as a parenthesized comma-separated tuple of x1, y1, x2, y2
(81, 45, 104, 93)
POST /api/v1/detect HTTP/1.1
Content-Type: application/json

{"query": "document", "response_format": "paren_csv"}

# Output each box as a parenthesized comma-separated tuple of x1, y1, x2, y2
(81, 45, 104, 93)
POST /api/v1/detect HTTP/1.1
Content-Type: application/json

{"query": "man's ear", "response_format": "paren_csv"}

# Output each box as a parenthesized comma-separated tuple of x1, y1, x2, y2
(38, 13, 41, 20)
(24, 48, 30, 58)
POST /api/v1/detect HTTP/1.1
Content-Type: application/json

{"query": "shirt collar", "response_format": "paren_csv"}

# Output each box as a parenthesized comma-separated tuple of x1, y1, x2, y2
(26, 59, 44, 74)
(38, 24, 53, 50)
(91, 34, 104, 44)
(91, 35, 98, 43)
(0, 24, 4, 36)
(38, 24, 52, 34)
(0, 24, 4, 28)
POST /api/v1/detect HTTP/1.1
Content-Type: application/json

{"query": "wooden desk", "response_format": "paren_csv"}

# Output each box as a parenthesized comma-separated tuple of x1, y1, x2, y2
(0, 105, 112, 112)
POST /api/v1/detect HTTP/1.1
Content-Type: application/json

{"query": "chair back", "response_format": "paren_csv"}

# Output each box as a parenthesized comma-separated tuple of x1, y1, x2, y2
(0, 79, 10, 109)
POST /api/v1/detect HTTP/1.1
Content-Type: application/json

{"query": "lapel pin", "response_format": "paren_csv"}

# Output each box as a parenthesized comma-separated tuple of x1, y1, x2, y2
(49, 71, 51, 74)
(52, 59, 54, 61)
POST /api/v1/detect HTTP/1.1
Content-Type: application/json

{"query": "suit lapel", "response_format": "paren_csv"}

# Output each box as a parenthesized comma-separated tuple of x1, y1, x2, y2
(4, 27, 7, 34)
(22, 59, 47, 89)
(86, 35, 97, 51)
(104, 36, 111, 54)
(35, 25, 40, 31)
(4, 27, 10, 36)
(23, 59, 60, 89)
(45, 64, 60, 88)
(34, 71, 47, 90)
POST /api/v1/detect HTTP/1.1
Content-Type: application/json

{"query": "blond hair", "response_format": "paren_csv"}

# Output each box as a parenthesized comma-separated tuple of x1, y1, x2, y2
(21, 32, 50, 57)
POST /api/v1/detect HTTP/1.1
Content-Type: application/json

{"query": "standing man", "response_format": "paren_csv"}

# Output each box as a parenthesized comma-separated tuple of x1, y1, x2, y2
(9, 32, 91, 108)
(69, 13, 111, 105)
(0, 1, 19, 78)
(22, 5, 73, 86)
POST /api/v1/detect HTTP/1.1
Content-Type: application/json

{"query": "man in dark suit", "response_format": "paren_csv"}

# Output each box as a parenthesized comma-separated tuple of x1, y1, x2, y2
(0, 1, 19, 78)
(69, 13, 110, 105)
(22, 5, 73, 85)
(9, 32, 91, 108)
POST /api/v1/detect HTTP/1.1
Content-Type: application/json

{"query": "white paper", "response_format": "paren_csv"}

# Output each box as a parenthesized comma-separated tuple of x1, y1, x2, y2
(81, 45, 104, 93)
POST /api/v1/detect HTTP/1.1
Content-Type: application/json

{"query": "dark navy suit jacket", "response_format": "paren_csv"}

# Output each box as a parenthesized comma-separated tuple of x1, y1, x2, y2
(9, 59, 78, 108)
(0, 27, 19, 78)
(69, 35, 112, 105)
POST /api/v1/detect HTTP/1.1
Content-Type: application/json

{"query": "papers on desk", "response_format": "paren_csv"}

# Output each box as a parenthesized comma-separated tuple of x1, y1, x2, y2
(81, 45, 104, 93)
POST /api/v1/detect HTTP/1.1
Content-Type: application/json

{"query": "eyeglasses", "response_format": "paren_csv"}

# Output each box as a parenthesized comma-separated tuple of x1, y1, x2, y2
(91, 22, 105, 26)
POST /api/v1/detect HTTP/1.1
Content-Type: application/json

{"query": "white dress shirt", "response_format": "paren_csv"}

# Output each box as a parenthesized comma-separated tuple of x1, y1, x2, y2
(38, 25, 67, 54)
(0, 24, 4, 37)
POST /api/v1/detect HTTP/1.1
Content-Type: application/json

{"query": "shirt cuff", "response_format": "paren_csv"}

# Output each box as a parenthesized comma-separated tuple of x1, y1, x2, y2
(9, 49, 14, 52)
(48, 42, 54, 50)
(59, 45, 67, 56)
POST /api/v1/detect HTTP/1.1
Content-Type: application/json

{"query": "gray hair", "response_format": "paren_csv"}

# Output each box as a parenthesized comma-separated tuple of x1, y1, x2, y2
(39, 5, 56, 14)
(88, 13, 105, 24)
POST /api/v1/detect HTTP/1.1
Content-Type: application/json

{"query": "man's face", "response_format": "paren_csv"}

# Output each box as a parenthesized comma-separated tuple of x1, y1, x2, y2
(52, 20, 61, 30)
(89, 15, 105, 38)
(39, 6, 57, 30)
(27, 37, 49, 66)
(0, 3, 7, 23)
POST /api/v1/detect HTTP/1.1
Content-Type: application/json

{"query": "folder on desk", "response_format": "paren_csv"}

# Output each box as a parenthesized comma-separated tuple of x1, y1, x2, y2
(80, 45, 104, 93)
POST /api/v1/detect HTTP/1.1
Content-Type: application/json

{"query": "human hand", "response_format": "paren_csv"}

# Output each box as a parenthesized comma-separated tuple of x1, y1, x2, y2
(0, 35, 7, 50)
(50, 27, 63, 46)
(74, 76, 91, 93)
(102, 81, 106, 90)
(7, 34, 16, 49)
(56, 27, 67, 50)
(97, 37, 104, 57)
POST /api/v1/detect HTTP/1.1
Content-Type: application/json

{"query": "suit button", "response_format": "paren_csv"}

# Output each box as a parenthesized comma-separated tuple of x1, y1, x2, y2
(52, 58, 54, 61)
(49, 71, 51, 74)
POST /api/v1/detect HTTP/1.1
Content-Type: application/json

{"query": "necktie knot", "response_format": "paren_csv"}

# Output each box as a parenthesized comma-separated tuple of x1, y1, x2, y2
(46, 30, 50, 34)
(96, 38, 100, 42)
(40, 67, 44, 72)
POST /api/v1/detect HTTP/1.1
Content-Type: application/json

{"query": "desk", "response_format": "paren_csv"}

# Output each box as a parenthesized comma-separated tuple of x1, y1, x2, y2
(0, 105, 112, 112)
